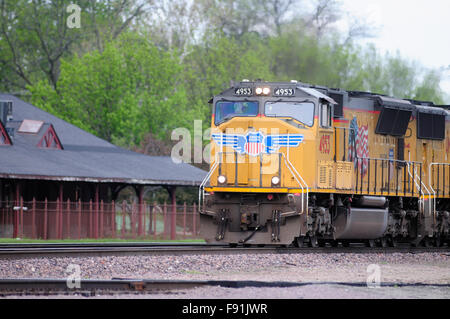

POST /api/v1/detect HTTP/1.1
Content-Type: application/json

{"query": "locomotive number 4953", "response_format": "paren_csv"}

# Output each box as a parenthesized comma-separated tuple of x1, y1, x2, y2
(274, 88, 295, 96)
(234, 87, 253, 96)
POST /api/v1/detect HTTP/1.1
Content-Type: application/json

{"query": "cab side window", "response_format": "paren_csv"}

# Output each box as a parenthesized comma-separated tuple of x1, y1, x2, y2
(320, 103, 332, 128)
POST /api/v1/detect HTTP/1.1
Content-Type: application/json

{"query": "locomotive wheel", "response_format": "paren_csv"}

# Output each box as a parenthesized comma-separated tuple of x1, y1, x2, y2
(309, 236, 319, 248)
(229, 243, 238, 248)
(434, 237, 442, 247)
(410, 237, 422, 247)
(366, 240, 375, 248)
(423, 237, 433, 248)
(342, 240, 350, 247)
(318, 239, 326, 247)
(294, 236, 305, 248)
(388, 237, 397, 248)
(379, 238, 388, 248)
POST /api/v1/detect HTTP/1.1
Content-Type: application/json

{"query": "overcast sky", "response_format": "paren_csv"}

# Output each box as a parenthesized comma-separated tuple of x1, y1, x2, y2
(340, 0, 450, 103)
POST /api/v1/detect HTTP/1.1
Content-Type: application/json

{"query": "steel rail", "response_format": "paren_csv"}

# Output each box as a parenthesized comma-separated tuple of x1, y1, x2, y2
(0, 278, 449, 296)
(0, 278, 210, 295)
(0, 242, 213, 249)
(0, 242, 448, 259)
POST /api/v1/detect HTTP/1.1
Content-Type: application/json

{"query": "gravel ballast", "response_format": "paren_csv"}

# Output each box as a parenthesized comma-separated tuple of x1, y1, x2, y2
(0, 252, 449, 298)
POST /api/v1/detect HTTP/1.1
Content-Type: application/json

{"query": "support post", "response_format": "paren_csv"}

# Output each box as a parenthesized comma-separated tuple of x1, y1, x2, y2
(13, 183, 20, 238)
(95, 185, 99, 239)
(89, 199, 93, 238)
(183, 202, 187, 238)
(163, 202, 167, 238)
(193, 202, 197, 237)
(132, 201, 136, 239)
(66, 199, 70, 239)
(100, 200, 104, 238)
(78, 199, 81, 240)
(56, 198, 60, 239)
(59, 183, 63, 239)
(121, 200, 126, 238)
(32, 198, 36, 239)
(138, 186, 144, 237)
(112, 200, 116, 239)
(153, 202, 157, 238)
(20, 196, 23, 238)
(168, 187, 177, 240)
(44, 198, 48, 240)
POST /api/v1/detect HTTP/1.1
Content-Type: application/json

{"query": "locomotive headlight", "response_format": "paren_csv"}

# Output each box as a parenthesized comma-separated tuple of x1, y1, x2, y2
(256, 87, 270, 95)
(218, 175, 227, 185)
(271, 176, 280, 186)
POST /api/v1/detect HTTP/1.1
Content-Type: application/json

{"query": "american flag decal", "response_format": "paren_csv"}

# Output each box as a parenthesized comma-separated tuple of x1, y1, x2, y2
(348, 117, 369, 176)
(212, 131, 304, 156)
(356, 124, 369, 176)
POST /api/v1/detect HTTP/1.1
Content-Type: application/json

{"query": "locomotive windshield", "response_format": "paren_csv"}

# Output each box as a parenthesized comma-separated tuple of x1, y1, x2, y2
(215, 101, 259, 125)
(265, 101, 315, 126)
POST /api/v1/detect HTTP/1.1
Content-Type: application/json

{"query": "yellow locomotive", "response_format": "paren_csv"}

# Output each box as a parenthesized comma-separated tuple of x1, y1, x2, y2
(199, 80, 450, 247)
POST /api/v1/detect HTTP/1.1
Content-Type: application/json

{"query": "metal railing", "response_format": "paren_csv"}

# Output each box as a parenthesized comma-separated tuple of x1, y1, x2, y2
(0, 200, 200, 240)
(280, 152, 308, 213)
(353, 156, 440, 218)
(199, 151, 309, 213)
(407, 162, 431, 216)
(199, 154, 220, 210)
(428, 162, 450, 224)
(428, 162, 450, 198)
(354, 157, 423, 197)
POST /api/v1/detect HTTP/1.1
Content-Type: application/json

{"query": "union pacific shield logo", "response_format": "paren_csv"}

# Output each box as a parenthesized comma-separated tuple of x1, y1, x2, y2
(212, 131, 304, 156)
(245, 132, 264, 156)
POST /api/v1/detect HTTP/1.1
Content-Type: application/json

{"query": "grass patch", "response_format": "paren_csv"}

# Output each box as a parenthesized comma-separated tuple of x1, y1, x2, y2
(0, 238, 206, 244)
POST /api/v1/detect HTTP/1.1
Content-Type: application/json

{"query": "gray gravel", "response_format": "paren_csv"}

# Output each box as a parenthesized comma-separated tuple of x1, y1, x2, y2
(0, 252, 449, 298)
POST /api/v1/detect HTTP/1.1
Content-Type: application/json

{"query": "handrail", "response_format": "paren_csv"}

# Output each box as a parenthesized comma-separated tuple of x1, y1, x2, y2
(428, 163, 437, 224)
(355, 156, 422, 196)
(428, 162, 450, 225)
(357, 156, 421, 165)
(198, 154, 220, 211)
(280, 152, 309, 213)
(406, 162, 432, 216)
(353, 157, 433, 217)
(428, 162, 450, 196)
(198, 151, 309, 214)
(416, 165, 432, 215)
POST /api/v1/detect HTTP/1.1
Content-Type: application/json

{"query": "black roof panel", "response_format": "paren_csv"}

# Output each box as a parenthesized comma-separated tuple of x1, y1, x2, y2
(0, 94, 206, 185)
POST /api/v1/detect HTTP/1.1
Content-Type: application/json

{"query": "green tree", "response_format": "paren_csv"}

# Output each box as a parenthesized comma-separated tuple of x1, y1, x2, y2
(413, 70, 444, 104)
(0, 0, 151, 92)
(29, 33, 196, 146)
(182, 32, 274, 127)
(360, 45, 444, 102)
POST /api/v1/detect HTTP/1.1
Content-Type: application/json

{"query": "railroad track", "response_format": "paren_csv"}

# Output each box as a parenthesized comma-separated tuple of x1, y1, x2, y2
(0, 242, 448, 258)
(0, 278, 210, 296)
(1, 278, 449, 297)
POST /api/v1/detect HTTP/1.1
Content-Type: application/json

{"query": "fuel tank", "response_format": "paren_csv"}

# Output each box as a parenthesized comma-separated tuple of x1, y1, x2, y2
(354, 196, 387, 208)
(334, 207, 388, 239)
